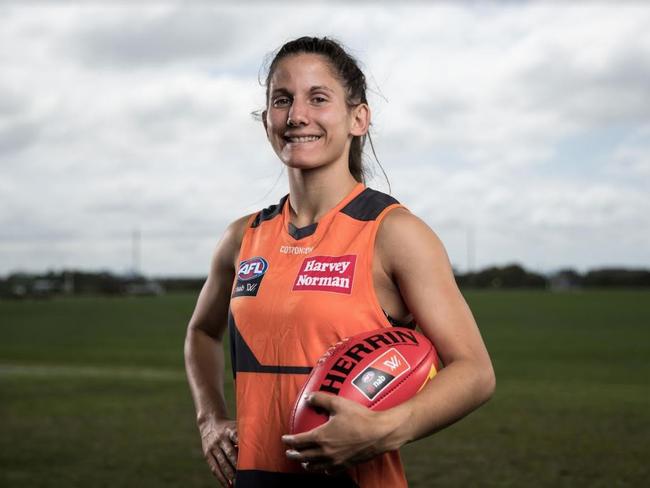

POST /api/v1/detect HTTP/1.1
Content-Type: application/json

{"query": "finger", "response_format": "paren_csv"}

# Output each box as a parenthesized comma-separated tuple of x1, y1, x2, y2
(219, 439, 238, 473)
(212, 446, 236, 484)
(302, 461, 328, 473)
(285, 448, 326, 463)
(228, 428, 239, 446)
(205, 451, 229, 487)
(281, 432, 320, 449)
(307, 392, 340, 413)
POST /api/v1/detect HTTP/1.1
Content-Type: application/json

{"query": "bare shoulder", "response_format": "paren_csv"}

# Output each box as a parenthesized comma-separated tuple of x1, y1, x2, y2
(211, 213, 254, 274)
(377, 207, 442, 244)
(376, 207, 451, 278)
(188, 213, 254, 338)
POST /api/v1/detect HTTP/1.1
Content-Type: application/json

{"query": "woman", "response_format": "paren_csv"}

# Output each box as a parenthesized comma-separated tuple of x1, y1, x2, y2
(185, 36, 495, 488)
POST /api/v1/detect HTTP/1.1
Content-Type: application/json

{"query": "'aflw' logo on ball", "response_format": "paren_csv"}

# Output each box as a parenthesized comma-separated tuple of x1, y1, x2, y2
(352, 348, 411, 401)
(383, 355, 402, 371)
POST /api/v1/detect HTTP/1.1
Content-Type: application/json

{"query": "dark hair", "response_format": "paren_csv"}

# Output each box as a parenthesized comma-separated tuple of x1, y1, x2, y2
(262, 36, 382, 184)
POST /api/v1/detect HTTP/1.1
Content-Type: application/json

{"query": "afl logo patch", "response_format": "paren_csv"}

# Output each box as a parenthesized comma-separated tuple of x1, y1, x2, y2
(237, 257, 268, 281)
(232, 256, 268, 298)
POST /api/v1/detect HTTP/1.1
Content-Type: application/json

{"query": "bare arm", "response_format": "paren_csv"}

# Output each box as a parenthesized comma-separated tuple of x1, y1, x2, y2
(184, 214, 250, 487)
(283, 208, 495, 470)
(376, 208, 496, 446)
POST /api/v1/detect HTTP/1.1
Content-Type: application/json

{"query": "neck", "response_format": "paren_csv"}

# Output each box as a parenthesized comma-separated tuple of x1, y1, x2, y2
(287, 163, 359, 227)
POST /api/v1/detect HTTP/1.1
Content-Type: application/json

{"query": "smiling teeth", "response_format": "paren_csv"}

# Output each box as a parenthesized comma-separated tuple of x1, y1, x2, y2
(288, 136, 320, 143)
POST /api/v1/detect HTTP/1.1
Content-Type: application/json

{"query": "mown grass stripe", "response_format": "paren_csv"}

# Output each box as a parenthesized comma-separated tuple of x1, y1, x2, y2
(0, 363, 185, 381)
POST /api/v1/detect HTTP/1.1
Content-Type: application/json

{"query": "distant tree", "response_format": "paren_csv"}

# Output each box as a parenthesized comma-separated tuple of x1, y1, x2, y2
(583, 268, 650, 288)
(455, 263, 547, 289)
(159, 277, 205, 292)
(70, 271, 123, 295)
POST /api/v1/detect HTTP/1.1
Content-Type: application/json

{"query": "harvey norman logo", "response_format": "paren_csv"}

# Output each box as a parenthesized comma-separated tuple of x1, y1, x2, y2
(293, 255, 356, 294)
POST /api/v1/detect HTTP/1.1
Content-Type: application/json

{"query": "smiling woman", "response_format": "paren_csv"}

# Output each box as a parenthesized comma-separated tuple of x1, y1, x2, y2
(263, 53, 368, 178)
(261, 37, 372, 186)
(184, 36, 495, 488)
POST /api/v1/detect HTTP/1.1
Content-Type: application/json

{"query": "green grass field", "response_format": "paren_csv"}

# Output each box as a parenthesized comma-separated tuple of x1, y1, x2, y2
(1, 291, 648, 487)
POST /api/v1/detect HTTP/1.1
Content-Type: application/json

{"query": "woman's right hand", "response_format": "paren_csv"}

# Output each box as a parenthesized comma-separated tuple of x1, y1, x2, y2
(199, 417, 238, 487)
(186, 217, 251, 486)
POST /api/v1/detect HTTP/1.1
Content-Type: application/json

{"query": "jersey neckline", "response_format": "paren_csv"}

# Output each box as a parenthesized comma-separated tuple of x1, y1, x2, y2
(282, 182, 365, 242)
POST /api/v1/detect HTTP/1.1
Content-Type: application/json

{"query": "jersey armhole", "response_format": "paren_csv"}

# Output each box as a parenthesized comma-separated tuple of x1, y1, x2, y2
(244, 212, 259, 228)
(366, 203, 410, 329)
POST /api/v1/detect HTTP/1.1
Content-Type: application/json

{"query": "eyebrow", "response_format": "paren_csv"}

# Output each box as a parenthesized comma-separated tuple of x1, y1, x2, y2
(270, 85, 334, 96)
(310, 85, 334, 93)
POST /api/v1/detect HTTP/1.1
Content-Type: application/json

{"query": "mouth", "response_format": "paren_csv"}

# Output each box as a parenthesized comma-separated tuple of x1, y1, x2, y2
(283, 135, 322, 144)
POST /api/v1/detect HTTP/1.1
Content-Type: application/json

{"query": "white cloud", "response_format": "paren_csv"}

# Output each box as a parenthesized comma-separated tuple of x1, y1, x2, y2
(607, 124, 650, 180)
(1, 3, 649, 275)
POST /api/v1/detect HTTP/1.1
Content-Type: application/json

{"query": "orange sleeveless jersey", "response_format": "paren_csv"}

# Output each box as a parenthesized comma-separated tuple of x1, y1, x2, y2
(229, 183, 410, 488)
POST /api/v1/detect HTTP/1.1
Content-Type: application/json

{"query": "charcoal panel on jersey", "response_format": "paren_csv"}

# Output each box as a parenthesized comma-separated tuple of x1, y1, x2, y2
(235, 470, 360, 488)
(251, 195, 288, 228)
(384, 310, 417, 329)
(228, 310, 237, 379)
(288, 221, 318, 240)
(228, 310, 312, 378)
(340, 188, 399, 221)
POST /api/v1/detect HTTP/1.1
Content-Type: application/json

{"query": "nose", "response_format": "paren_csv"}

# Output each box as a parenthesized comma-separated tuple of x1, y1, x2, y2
(287, 98, 309, 127)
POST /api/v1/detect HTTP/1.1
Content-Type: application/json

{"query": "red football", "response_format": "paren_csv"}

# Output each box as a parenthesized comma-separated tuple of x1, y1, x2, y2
(289, 327, 439, 434)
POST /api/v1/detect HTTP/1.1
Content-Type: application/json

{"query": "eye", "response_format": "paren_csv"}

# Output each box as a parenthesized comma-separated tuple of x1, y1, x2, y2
(312, 95, 328, 104)
(272, 97, 291, 108)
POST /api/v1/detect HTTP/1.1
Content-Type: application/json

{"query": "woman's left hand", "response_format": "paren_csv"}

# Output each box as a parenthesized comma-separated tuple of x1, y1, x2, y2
(281, 392, 407, 474)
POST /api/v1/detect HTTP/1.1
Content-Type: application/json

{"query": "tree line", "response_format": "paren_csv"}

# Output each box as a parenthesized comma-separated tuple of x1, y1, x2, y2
(455, 265, 650, 289)
(1, 264, 649, 299)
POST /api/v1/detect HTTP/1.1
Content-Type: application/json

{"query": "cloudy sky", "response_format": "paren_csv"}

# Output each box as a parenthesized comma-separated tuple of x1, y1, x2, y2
(1, 2, 649, 277)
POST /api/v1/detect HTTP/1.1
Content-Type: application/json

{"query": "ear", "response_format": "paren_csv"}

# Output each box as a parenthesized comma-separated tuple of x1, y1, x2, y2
(262, 110, 269, 138)
(349, 103, 370, 137)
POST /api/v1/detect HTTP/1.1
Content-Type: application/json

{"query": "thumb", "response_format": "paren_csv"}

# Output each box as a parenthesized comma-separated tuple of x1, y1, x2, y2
(307, 392, 340, 413)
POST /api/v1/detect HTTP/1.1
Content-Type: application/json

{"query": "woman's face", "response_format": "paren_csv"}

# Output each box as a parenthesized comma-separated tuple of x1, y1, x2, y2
(264, 53, 367, 172)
